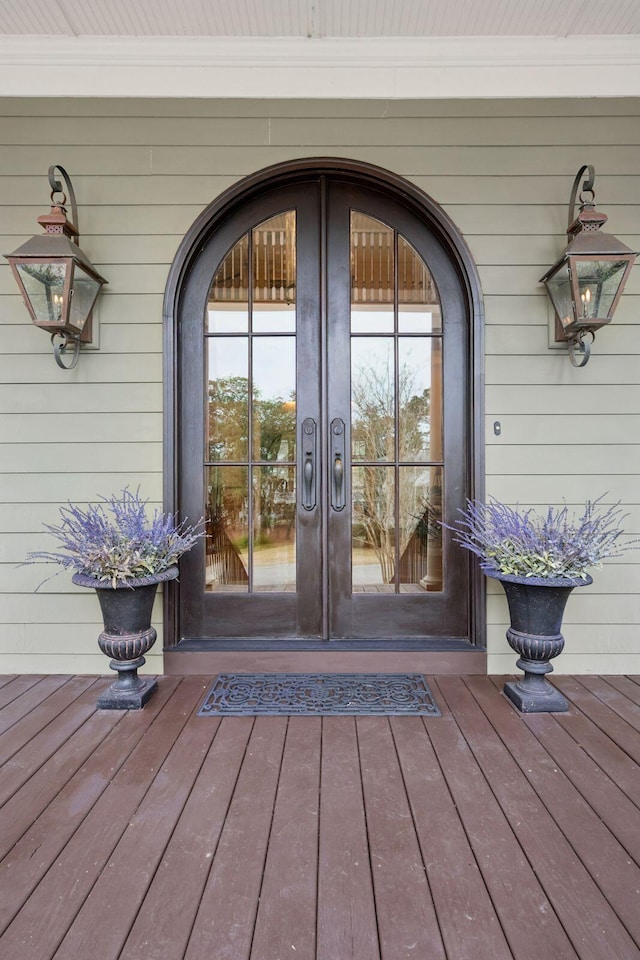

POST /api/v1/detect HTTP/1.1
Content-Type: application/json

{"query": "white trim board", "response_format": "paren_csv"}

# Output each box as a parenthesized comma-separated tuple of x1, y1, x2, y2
(1, 36, 640, 98)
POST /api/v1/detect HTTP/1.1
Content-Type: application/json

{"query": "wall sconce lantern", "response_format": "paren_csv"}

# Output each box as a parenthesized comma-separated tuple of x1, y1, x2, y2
(540, 165, 637, 367)
(5, 165, 107, 369)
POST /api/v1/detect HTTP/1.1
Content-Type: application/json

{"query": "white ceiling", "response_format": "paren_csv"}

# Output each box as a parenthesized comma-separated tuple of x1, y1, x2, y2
(1, 0, 640, 38)
(0, 0, 639, 98)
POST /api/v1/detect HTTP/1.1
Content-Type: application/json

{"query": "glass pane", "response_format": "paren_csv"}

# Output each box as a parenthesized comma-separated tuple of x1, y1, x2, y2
(252, 212, 296, 332)
(398, 466, 443, 592)
(576, 259, 628, 319)
(253, 465, 296, 591)
(252, 337, 296, 462)
(16, 261, 67, 325)
(351, 338, 395, 462)
(544, 262, 573, 329)
(205, 466, 249, 593)
(351, 212, 394, 332)
(207, 233, 249, 332)
(68, 265, 101, 333)
(207, 338, 248, 462)
(352, 465, 395, 591)
(398, 236, 442, 333)
(399, 338, 442, 463)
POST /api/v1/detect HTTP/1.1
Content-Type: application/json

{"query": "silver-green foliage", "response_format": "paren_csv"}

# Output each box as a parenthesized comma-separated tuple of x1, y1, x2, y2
(446, 496, 634, 581)
(26, 487, 203, 588)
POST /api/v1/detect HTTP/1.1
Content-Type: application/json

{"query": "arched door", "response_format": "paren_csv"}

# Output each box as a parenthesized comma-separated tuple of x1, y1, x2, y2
(173, 168, 476, 644)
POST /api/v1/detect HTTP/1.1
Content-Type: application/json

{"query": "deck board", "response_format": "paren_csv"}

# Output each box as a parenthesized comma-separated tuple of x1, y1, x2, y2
(438, 676, 638, 960)
(0, 677, 194, 959)
(251, 717, 321, 960)
(392, 715, 513, 960)
(317, 717, 380, 960)
(0, 674, 76, 735)
(184, 715, 288, 960)
(428, 682, 579, 960)
(358, 715, 446, 959)
(0, 673, 638, 960)
(466, 676, 640, 947)
(554, 675, 640, 765)
(0, 674, 49, 709)
(119, 715, 252, 960)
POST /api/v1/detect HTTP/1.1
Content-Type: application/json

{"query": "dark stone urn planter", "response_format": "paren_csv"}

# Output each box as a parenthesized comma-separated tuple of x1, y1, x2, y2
(485, 568, 592, 714)
(72, 566, 178, 710)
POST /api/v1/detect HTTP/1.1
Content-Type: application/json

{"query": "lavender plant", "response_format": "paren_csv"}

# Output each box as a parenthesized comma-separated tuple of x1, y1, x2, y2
(446, 495, 634, 582)
(26, 488, 203, 588)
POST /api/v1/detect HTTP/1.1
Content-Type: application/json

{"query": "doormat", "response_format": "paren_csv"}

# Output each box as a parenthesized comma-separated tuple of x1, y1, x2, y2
(197, 673, 440, 717)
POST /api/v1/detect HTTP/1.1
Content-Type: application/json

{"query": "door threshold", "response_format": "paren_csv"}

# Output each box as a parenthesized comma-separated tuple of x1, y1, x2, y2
(171, 637, 480, 653)
(164, 641, 486, 676)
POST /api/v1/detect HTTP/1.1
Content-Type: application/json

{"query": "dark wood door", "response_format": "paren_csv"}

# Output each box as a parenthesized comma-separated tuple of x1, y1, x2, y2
(178, 176, 469, 642)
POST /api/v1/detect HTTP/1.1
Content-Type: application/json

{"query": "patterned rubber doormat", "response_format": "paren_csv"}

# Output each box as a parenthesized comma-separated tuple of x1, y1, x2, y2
(197, 672, 441, 717)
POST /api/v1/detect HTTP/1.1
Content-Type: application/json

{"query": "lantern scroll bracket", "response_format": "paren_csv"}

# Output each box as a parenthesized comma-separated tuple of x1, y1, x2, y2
(48, 165, 79, 241)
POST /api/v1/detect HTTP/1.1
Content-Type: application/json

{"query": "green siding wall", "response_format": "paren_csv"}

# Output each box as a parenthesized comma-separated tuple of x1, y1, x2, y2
(0, 97, 638, 674)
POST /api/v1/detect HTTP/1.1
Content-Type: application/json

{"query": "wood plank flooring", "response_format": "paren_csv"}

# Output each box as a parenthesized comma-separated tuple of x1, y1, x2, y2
(0, 673, 638, 960)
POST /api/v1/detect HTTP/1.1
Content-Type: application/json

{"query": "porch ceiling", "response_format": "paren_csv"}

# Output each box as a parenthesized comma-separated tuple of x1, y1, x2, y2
(2, 0, 640, 39)
(0, 0, 639, 98)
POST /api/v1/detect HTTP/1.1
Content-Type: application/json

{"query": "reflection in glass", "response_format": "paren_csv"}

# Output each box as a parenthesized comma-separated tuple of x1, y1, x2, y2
(252, 212, 296, 332)
(207, 233, 249, 332)
(575, 259, 628, 321)
(398, 235, 441, 333)
(203, 210, 297, 594)
(252, 337, 296, 462)
(207, 338, 248, 462)
(351, 212, 394, 332)
(16, 262, 67, 326)
(398, 338, 442, 462)
(352, 465, 395, 589)
(351, 306, 394, 335)
(253, 466, 296, 591)
(397, 466, 443, 591)
(205, 466, 249, 592)
(351, 338, 394, 462)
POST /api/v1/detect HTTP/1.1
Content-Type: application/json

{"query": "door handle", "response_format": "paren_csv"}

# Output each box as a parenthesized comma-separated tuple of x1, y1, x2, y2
(301, 417, 316, 511)
(330, 418, 346, 511)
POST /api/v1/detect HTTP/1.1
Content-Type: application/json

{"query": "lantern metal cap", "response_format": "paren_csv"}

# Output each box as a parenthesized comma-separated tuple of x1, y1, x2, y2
(6, 230, 108, 284)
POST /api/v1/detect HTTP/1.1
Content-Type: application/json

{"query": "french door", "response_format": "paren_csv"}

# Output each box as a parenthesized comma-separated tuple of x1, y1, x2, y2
(177, 175, 470, 642)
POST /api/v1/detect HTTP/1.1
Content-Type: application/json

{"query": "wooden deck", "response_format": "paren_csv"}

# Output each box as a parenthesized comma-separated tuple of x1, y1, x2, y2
(0, 673, 639, 960)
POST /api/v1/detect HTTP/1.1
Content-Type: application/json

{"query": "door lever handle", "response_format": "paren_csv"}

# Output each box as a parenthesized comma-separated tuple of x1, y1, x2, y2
(301, 417, 316, 511)
(330, 418, 346, 511)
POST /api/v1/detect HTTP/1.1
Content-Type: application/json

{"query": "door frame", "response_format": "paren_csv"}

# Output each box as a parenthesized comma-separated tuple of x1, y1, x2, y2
(163, 157, 486, 654)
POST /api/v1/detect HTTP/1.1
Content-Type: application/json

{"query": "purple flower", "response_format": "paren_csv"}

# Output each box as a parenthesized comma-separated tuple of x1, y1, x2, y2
(443, 495, 636, 581)
(25, 487, 203, 588)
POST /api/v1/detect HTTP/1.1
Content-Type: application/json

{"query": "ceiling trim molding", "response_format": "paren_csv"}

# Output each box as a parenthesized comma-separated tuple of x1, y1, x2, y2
(1, 35, 640, 98)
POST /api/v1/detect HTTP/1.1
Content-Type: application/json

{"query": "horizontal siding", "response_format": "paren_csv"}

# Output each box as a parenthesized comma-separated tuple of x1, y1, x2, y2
(487, 653, 640, 675)
(0, 96, 639, 675)
(0, 652, 162, 675)
(0, 97, 638, 118)
(3, 115, 640, 147)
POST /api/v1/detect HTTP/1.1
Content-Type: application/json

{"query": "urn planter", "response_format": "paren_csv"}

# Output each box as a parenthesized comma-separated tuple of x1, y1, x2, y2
(73, 566, 178, 710)
(486, 568, 592, 713)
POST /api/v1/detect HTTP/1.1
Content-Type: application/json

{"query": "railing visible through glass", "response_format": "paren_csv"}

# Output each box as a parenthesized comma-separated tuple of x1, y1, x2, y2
(205, 212, 297, 593)
(350, 212, 444, 594)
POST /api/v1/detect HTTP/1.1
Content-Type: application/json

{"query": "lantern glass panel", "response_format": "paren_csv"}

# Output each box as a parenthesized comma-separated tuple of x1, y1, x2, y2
(15, 261, 67, 325)
(544, 261, 574, 329)
(69, 263, 102, 333)
(574, 258, 629, 321)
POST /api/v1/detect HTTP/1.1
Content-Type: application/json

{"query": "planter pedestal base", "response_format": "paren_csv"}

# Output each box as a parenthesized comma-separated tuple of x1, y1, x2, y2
(97, 671, 158, 710)
(503, 655, 568, 713)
